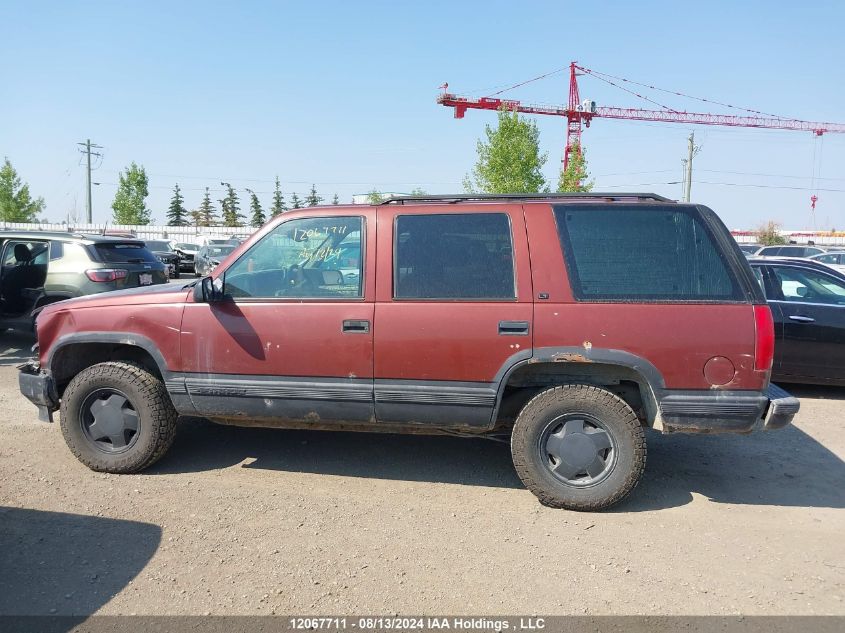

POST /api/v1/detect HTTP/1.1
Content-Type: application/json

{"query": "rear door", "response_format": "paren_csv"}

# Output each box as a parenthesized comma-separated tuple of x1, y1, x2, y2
(372, 204, 533, 428)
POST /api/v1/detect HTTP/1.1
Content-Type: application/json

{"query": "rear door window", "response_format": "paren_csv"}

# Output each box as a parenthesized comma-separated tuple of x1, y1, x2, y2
(93, 243, 158, 263)
(394, 213, 515, 300)
(553, 205, 741, 301)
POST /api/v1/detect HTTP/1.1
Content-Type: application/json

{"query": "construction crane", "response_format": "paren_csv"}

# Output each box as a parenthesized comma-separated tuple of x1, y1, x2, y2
(437, 62, 845, 175)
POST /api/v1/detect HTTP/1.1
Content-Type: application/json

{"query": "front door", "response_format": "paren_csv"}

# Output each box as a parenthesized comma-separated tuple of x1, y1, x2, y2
(372, 205, 533, 428)
(764, 263, 845, 383)
(179, 211, 376, 423)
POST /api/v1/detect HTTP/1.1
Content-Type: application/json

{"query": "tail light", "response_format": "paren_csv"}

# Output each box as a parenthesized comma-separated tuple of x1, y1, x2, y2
(86, 268, 128, 282)
(754, 304, 775, 371)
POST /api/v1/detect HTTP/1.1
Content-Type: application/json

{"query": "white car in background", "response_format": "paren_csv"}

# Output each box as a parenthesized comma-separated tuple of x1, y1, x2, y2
(753, 245, 825, 259)
(809, 251, 845, 273)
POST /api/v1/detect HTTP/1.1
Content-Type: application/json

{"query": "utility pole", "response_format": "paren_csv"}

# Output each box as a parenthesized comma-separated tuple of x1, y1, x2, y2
(77, 139, 103, 223)
(682, 132, 701, 203)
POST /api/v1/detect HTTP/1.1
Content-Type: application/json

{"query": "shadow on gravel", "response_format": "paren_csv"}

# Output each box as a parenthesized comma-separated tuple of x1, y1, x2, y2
(0, 330, 35, 367)
(612, 424, 845, 512)
(155, 415, 845, 512)
(152, 417, 523, 488)
(0, 507, 160, 616)
(776, 383, 845, 401)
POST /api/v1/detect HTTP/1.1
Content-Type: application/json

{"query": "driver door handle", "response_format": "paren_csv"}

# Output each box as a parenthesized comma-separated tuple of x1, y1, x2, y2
(788, 315, 815, 323)
(342, 319, 370, 333)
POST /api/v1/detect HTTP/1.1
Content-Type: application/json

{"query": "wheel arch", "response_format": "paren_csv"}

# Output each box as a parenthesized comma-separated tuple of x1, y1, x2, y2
(47, 333, 170, 398)
(493, 347, 665, 428)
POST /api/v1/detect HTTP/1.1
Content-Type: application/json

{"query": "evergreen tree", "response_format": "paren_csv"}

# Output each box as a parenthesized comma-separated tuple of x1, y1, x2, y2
(271, 176, 287, 215)
(221, 183, 244, 226)
(464, 107, 548, 193)
(166, 183, 188, 226)
(0, 157, 44, 221)
(331, 193, 339, 205)
(557, 141, 594, 192)
(304, 183, 323, 207)
(247, 189, 266, 227)
(290, 192, 303, 209)
(193, 187, 218, 227)
(111, 162, 151, 224)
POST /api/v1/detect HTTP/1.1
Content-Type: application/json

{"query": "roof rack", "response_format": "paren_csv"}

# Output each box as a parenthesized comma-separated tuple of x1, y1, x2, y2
(379, 192, 675, 205)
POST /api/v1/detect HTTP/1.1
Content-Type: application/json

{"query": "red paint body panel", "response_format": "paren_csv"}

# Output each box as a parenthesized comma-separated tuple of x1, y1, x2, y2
(373, 204, 533, 382)
(37, 292, 189, 371)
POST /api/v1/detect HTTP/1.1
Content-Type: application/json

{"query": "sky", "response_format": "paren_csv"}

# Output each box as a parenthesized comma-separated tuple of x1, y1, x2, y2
(2, 0, 844, 230)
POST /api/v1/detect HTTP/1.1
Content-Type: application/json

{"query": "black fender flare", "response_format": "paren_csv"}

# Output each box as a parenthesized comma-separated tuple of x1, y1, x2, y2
(490, 347, 667, 425)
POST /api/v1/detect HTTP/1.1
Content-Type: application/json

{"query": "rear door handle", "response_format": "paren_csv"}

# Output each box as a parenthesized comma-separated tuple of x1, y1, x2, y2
(788, 315, 815, 323)
(342, 319, 370, 333)
(498, 320, 529, 336)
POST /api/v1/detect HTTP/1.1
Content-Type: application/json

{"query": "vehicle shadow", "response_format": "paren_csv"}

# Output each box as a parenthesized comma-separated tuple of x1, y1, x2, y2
(0, 507, 161, 617)
(776, 382, 845, 401)
(152, 417, 522, 489)
(0, 330, 36, 366)
(155, 417, 845, 511)
(612, 424, 845, 512)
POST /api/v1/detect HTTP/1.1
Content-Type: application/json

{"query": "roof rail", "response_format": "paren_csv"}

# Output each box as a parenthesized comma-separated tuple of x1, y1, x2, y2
(379, 192, 675, 205)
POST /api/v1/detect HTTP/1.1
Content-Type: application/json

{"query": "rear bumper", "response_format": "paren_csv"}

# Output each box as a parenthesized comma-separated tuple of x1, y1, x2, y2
(17, 361, 58, 422)
(659, 384, 799, 434)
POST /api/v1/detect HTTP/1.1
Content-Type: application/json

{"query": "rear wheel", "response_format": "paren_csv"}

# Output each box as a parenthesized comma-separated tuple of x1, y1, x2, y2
(60, 361, 177, 473)
(511, 384, 646, 511)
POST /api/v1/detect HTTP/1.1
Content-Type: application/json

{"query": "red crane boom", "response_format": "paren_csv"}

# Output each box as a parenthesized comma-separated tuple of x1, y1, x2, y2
(437, 62, 845, 172)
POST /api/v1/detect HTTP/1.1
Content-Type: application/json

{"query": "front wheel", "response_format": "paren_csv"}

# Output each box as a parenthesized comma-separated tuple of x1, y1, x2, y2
(511, 384, 646, 511)
(59, 361, 178, 473)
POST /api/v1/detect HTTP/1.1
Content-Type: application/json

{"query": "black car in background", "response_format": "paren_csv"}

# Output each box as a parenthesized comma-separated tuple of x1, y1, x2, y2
(144, 240, 181, 278)
(750, 258, 845, 386)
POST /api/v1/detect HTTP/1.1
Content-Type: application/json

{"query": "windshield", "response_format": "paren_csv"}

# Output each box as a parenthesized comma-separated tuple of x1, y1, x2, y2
(176, 243, 198, 250)
(208, 245, 236, 259)
(93, 243, 159, 263)
(145, 241, 173, 251)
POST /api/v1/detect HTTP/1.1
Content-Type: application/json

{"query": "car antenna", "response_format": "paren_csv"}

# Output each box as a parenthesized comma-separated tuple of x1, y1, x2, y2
(101, 222, 109, 236)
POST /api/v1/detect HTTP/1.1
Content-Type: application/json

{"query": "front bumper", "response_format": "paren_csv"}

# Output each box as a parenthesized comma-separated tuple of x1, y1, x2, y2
(18, 361, 58, 422)
(659, 383, 799, 434)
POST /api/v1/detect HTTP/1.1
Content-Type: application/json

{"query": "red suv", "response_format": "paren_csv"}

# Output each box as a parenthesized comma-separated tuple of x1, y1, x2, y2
(19, 193, 799, 510)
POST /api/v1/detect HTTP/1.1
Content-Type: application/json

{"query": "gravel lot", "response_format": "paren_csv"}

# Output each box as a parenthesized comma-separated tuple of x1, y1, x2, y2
(0, 328, 843, 616)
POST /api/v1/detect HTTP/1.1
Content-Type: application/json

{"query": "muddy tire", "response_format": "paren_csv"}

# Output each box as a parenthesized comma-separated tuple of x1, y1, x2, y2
(511, 384, 646, 511)
(60, 361, 177, 473)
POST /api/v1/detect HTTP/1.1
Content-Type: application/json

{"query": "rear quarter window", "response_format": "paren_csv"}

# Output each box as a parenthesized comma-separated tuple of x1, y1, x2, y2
(554, 205, 742, 302)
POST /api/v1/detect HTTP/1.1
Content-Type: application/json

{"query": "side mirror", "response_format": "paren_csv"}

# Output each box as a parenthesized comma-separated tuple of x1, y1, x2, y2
(193, 276, 225, 303)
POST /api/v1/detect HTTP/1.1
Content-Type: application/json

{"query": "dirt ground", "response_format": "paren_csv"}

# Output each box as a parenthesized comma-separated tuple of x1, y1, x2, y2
(0, 329, 843, 616)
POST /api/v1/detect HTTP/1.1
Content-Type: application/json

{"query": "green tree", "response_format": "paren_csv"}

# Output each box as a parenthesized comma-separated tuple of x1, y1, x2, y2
(410, 187, 427, 196)
(166, 183, 188, 226)
(305, 184, 323, 207)
(0, 157, 44, 222)
(271, 176, 287, 215)
(191, 187, 218, 227)
(220, 183, 244, 226)
(557, 141, 594, 192)
(331, 193, 340, 205)
(464, 107, 548, 194)
(366, 189, 384, 204)
(112, 162, 151, 225)
(290, 192, 303, 209)
(756, 220, 788, 246)
(247, 189, 266, 227)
